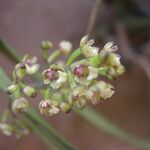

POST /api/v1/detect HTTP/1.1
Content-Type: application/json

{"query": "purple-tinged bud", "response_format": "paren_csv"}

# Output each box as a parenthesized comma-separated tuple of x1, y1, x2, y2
(42, 65, 67, 89)
(72, 63, 98, 84)
(73, 64, 88, 78)
(39, 100, 60, 116)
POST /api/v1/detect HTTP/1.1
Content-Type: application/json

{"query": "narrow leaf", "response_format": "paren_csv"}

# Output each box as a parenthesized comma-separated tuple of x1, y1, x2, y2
(66, 48, 81, 65)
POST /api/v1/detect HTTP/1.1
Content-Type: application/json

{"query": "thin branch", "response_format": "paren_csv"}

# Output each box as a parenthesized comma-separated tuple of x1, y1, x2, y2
(86, 0, 102, 37)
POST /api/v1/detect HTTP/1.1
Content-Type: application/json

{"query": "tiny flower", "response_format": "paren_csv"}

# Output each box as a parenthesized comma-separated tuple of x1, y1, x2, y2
(106, 53, 121, 67)
(0, 123, 13, 136)
(99, 42, 118, 65)
(39, 100, 60, 116)
(23, 86, 37, 98)
(116, 65, 125, 75)
(86, 81, 114, 104)
(41, 41, 53, 50)
(107, 65, 125, 79)
(80, 35, 99, 58)
(48, 106, 60, 116)
(42, 64, 67, 89)
(59, 41, 72, 55)
(87, 66, 99, 80)
(69, 86, 87, 108)
(80, 35, 94, 47)
(15, 63, 26, 80)
(60, 102, 71, 113)
(39, 100, 51, 115)
(103, 42, 118, 52)
(81, 45, 99, 58)
(71, 62, 98, 84)
(12, 97, 30, 113)
(22, 55, 40, 75)
(6, 84, 18, 95)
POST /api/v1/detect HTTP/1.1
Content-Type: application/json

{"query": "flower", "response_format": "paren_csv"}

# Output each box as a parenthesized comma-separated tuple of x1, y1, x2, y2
(60, 102, 71, 113)
(0, 123, 13, 136)
(14, 63, 26, 80)
(103, 42, 118, 52)
(86, 81, 114, 105)
(41, 41, 53, 50)
(98, 42, 125, 78)
(71, 62, 98, 84)
(42, 64, 67, 89)
(22, 55, 40, 75)
(12, 97, 30, 113)
(80, 35, 99, 58)
(23, 86, 37, 98)
(39, 100, 60, 116)
(6, 84, 18, 95)
(69, 86, 87, 108)
(59, 41, 72, 55)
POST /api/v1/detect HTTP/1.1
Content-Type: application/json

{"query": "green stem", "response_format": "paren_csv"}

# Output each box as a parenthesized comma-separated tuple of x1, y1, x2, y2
(1, 109, 10, 123)
(66, 48, 81, 65)
(44, 87, 50, 99)
(76, 107, 150, 150)
(0, 38, 21, 63)
(47, 50, 61, 64)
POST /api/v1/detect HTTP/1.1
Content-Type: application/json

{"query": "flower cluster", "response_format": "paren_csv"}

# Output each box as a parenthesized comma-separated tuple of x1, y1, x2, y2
(0, 35, 124, 136)
(39, 35, 124, 116)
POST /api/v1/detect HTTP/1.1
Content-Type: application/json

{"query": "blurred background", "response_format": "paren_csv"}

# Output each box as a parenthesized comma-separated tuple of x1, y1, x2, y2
(0, 0, 150, 149)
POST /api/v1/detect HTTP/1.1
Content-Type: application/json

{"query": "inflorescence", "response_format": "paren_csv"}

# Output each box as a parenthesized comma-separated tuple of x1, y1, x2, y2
(0, 35, 125, 136)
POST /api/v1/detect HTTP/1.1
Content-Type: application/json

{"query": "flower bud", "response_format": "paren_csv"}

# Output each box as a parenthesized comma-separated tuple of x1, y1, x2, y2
(76, 98, 86, 109)
(86, 81, 114, 104)
(80, 35, 98, 58)
(0, 123, 13, 136)
(60, 102, 71, 113)
(103, 42, 118, 52)
(80, 35, 88, 47)
(81, 45, 99, 58)
(48, 106, 60, 116)
(69, 86, 87, 108)
(12, 97, 30, 113)
(22, 55, 40, 75)
(6, 84, 18, 95)
(72, 63, 98, 84)
(107, 53, 121, 67)
(39, 100, 60, 116)
(39, 100, 51, 115)
(116, 65, 125, 75)
(59, 41, 72, 55)
(15, 63, 26, 79)
(107, 67, 117, 79)
(42, 65, 67, 89)
(23, 86, 37, 98)
(41, 41, 53, 50)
